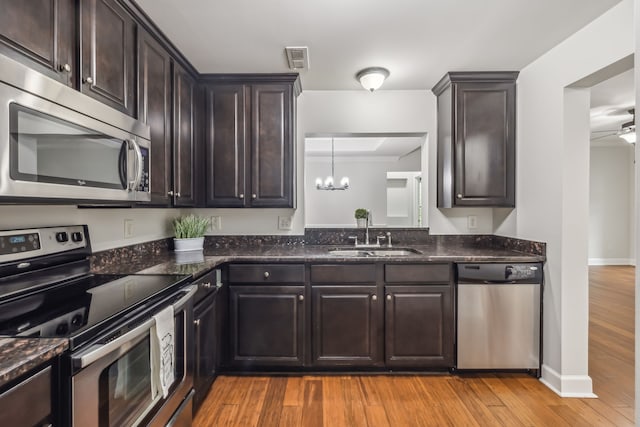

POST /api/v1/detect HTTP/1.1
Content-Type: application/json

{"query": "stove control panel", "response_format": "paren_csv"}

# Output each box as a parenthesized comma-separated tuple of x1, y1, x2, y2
(0, 225, 88, 264)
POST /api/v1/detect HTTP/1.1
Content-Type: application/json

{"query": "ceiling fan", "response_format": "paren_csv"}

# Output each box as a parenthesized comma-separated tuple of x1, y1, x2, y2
(591, 108, 636, 143)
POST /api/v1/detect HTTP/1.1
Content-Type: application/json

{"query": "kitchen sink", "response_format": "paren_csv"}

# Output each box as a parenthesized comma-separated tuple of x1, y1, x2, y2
(328, 248, 422, 257)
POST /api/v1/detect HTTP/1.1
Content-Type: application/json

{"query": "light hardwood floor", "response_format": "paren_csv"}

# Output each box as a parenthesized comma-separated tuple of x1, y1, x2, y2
(194, 266, 635, 426)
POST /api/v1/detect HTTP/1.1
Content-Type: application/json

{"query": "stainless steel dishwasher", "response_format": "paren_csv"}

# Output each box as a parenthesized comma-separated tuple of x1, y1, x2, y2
(456, 263, 542, 375)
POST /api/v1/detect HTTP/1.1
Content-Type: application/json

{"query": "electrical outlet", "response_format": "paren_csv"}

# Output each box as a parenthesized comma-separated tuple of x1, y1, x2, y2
(210, 216, 222, 231)
(278, 216, 292, 230)
(124, 219, 134, 238)
(467, 215, 478, 230)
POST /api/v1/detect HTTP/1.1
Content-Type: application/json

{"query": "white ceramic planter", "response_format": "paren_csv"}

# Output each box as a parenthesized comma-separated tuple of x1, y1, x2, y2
(356, 218, 367, 228)
(173, 237, 204, 252)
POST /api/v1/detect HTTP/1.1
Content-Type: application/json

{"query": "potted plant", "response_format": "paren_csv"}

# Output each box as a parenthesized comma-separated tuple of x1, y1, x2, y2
(354, 208, 368, 228)
(173, 215, 210, 252)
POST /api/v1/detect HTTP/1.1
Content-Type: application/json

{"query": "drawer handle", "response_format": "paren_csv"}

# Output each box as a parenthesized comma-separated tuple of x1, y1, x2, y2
(83, 76, 94, 84)
(252, 193, 257, 199)
(59, 63, 71, 73)
(239, 193, 245, 199)
(298, 294, 304, 301)
(386, 294, 392, 301)
(264, 271, 270, 279)
(201, 282, 212, 289)
(457, 193, 463, 199)
(371, 294, 377, 301)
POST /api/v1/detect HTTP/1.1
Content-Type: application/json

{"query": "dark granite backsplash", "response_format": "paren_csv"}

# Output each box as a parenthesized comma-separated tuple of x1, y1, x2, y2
(304, 227, 432, 245)
(90, 238, 171, 272)
(89, 230, 545, 272)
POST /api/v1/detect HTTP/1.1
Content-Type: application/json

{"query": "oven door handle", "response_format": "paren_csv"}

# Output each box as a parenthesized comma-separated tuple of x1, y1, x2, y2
(72, 285, 197, 369)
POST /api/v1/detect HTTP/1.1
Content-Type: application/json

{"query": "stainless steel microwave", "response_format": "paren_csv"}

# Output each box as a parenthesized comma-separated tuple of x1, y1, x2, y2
(0, 53, 151, 203)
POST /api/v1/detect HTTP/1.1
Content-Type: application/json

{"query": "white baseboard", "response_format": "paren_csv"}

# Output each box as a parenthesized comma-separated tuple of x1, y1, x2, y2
(588, 258, 635, 266)
(539, 364, 597, 398)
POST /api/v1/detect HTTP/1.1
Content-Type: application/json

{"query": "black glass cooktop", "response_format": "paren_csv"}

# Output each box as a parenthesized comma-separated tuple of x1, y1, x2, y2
(0, 273, 190, 350)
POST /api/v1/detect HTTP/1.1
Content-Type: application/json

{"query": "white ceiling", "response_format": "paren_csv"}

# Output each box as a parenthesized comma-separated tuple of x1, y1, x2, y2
(136, 0, 621, 90)
(590, 69, 635, 146)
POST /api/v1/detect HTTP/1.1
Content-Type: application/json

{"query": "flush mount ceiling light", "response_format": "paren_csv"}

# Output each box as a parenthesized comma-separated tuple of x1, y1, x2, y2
(356, 67, 390, 92)
(315, 138, 349, 191)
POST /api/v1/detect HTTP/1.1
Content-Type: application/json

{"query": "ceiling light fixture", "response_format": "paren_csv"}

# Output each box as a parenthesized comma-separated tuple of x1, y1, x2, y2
(315, 138, 349, 191)
(356, 67, 390, 92)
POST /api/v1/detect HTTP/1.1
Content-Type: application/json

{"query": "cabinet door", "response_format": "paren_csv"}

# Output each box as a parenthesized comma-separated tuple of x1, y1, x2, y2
(80, 0, 136, 115)
(0, 0, 76, 86)
(385, 285, 453, 368)
(453, 82, 515, 206)
(229, 285, 305, 367)
(312, 285, 382, 367)
(205, 85, 246, 207)
(137, 30, 172, 206)
(193, 292, 217, 411)
(249, 84, 295, 208)
(173, 64, 197, 206)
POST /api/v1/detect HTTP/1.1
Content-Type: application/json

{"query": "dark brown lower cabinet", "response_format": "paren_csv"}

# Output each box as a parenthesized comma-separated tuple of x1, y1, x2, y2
(0, 363, 54, 427)
(229, 285, 305, 367)
(385, 285, 453, 368)
(311, 285, 383, 367)
(193, 291, 218, 411)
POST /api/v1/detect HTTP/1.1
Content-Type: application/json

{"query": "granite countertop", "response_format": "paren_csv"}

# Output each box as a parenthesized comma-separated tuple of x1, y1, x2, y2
(97, 243, 545, 277)
(0, 338, 68, 389)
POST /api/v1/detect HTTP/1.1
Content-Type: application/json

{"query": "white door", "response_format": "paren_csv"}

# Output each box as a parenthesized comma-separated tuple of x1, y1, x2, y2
(386, 172, 421, 227)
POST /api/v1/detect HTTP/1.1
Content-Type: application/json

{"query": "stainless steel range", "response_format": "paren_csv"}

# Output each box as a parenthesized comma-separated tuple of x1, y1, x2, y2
(0, 225, 195, 427)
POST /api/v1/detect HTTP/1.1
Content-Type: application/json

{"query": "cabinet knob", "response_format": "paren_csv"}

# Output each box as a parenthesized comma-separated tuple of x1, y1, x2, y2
(168, 190, 174, 196)
(298, 295, 304, 301)
(201, 282, 212, 289)
(264, 271, 270, 279)
(83, 76, 94, 84)
(175, 192, 181, 197)
(194, 319, 201, 327)
(251, 194, 257, 199)
(59, 63, 71, 73)
(386, 294, 392, 301)
(372, 294, 377, 301)
(239, 193, 244, 199)
(457, 193, 463, 199)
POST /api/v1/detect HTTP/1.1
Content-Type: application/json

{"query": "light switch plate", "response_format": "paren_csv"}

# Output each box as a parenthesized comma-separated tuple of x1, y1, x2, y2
(278, 216, 292, 230)
(210, 216, 222, 231)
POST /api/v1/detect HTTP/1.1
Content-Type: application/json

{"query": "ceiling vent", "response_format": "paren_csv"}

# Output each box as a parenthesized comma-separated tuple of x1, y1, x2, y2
(285, 46, 309, 70)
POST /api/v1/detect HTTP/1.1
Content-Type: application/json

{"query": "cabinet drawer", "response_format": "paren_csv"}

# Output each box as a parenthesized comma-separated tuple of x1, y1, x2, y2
(385, 264, 451, 283)
(310, 264, 376, 284)
(228, 264, 304, 284)
(0, 365, 51, 427)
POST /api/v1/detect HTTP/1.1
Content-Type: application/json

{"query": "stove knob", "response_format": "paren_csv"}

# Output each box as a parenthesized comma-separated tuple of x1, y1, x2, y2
(71, 314, 83, 326)
(71, 232, 83, 242)
(55, 232, 69, 243)
(56, 322, 69, 335)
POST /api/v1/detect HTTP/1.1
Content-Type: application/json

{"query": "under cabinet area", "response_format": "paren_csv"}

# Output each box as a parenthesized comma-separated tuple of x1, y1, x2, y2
(203, 76, 300, 208)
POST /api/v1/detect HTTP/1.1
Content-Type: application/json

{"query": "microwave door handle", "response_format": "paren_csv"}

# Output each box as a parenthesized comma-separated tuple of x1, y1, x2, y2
(125, 139, 143, 191)
(72, 317, 155, 369)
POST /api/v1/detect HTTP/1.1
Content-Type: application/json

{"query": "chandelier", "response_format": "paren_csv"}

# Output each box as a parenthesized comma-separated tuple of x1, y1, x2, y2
(315, 138, 349, 191)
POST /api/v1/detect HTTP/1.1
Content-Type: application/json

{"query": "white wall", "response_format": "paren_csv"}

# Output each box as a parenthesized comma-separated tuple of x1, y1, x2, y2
(515, 0, 633, 396)
(305, 156, 420, 227)
(302, 90, 495, 234)
(589, 145, 635, 265)
(0, 205, 179, 252)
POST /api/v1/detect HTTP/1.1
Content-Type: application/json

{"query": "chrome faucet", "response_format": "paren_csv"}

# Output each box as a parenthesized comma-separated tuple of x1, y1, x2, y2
(364, 209, 371, 246)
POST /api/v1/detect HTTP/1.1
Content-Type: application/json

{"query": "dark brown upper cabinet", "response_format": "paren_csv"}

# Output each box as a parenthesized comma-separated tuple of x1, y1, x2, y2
(0, 0, 76, 86)
(203, 75, 301, 208)
(172, 63, 199, 207)
(80, 0, 136, 115)
(432, 72, 518, 208)
(137, 29, 172, 206)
